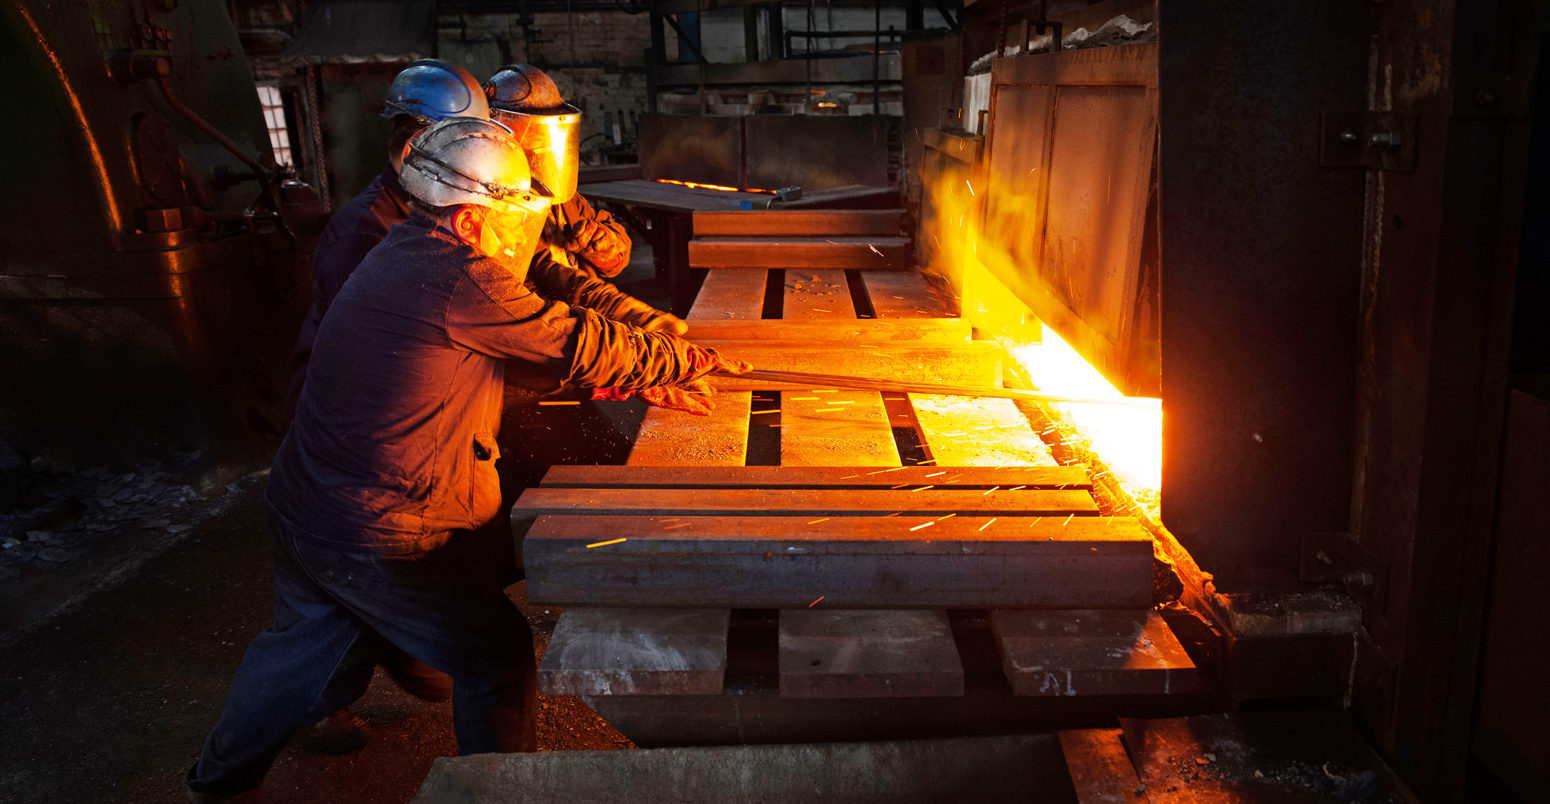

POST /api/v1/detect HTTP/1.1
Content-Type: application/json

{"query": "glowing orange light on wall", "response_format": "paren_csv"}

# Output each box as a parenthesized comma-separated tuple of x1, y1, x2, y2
(15, 1, 123, 234)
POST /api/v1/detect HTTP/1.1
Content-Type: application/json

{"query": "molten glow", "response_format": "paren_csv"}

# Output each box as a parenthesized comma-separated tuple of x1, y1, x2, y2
(921, 157, 1161, 502)
(17, 1, 123, 233)
(1012, 326, 1162, 491)
(652, 178, 776, 194)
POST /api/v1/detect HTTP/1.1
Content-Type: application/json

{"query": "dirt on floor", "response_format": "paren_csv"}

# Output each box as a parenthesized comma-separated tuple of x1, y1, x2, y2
(0, 466, 633, 804)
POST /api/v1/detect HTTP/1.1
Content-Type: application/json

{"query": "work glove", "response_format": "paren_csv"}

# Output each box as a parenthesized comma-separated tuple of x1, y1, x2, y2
(541, 218, 575, 249)
(685, 343, 752, 380)
(588, 345, 749, 415)
(612, 295, 689, 336)
(545, 219, 629, 276)
(592, 378, 717, 416)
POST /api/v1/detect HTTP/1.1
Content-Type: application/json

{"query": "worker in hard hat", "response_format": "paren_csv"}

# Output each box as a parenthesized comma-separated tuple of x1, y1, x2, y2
(293, 60, 685, 411)
(279, 57, 492, 753)
(187, 118, 746, 802)
(485, 65, 679, 330)
(289, 58, 491, 413)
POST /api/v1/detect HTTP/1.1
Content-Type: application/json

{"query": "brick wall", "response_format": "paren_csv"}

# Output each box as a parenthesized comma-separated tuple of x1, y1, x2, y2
(437, 11, 651, 161)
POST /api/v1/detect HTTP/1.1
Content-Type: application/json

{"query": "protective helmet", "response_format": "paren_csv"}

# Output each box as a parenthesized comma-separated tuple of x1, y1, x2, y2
(400, 118, 548, 214)
(485, 64, 581, 203)
(381, 59, 490, 123)
(485, 64, 571, 114)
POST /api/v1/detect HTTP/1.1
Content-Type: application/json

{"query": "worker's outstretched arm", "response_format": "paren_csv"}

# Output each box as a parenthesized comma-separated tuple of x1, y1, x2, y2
(445, 258, 741, 396)
(527, 249, 687, 334)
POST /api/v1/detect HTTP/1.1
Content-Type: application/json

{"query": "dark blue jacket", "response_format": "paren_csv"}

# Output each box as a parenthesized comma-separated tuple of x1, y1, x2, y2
(267, 214, 704, 552)
(289, 167, 412, 412)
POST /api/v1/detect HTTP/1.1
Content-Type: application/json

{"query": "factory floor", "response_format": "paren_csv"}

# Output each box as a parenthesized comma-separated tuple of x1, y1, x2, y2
(0, 475, 632, 803)
(0, 242, 670, 803)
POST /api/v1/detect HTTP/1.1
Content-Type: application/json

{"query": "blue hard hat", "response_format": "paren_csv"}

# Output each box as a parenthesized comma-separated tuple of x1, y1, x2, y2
(380, 59, 490, 122)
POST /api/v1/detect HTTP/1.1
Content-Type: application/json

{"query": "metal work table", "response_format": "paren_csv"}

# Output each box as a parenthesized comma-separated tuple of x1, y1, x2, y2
(579, 179, 897, 314)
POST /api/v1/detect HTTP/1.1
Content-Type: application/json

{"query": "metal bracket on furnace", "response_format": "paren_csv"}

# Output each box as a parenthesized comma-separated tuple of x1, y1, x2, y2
(1300, 531, 1387, 603)
(1319, 111, 1419, 172)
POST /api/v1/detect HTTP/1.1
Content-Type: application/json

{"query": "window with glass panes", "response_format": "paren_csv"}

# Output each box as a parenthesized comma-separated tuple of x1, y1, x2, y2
(257, 85, 293, 168)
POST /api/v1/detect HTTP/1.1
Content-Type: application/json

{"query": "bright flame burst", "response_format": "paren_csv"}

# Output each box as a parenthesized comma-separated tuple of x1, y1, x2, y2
(1011, 326, 1161, 491)
(921, 159, 1161, 500)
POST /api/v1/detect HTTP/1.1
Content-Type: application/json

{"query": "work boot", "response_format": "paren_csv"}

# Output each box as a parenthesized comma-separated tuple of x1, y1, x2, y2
(382, 652, 453, 703)
(292, 708, 371, 755)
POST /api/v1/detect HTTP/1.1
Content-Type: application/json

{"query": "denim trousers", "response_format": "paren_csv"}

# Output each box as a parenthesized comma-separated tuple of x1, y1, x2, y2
(188, 507, 536, 795)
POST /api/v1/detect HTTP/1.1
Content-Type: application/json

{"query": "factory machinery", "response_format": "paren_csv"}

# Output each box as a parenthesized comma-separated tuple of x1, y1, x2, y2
(7, 0, 1544, 800)
(0, 0, 320, 469)
(494, 2, 1546, 801)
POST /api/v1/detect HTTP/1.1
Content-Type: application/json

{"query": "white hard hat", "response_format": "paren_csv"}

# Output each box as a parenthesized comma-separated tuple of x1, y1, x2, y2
(400, 117, 549, 215)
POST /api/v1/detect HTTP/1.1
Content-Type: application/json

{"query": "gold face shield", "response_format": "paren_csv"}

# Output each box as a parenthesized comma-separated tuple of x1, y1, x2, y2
(492, 107, 581, 204)
(477, 200, 551, 281)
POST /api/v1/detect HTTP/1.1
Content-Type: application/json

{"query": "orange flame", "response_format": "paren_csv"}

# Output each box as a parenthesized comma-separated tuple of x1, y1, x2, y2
(922, 159, 1162, 499)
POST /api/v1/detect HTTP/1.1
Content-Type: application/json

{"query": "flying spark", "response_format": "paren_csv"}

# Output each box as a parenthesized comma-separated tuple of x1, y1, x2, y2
(586, 538, 627, 548)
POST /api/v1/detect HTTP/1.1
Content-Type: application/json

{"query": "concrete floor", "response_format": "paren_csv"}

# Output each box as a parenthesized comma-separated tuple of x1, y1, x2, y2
(0, 474, 634, 803)
(0, 241, 670, 803)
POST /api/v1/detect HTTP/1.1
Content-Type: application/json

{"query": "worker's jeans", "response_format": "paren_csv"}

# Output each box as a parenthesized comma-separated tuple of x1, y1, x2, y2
(187, 507, 536, 796)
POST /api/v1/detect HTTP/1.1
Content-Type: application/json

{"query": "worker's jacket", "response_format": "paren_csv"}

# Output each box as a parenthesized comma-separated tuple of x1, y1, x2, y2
(267, 214, 703, 553)
(289, 173, 636, 411)
(527, 248, 647, 322)
(288, 166, 412, 412)
(543, 194, 631, 278)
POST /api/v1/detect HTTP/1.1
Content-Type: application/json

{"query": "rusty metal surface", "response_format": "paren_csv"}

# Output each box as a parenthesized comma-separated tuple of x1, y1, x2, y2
(745, 115, 894, 191)
(640, 114, 895, 193)
(983, 43, 1159, 396)
(0, 0, 314, 465)
(638, 114, 743, 187)
(1156, 1, 1369, 589)
(1344, 1, 1541, 799)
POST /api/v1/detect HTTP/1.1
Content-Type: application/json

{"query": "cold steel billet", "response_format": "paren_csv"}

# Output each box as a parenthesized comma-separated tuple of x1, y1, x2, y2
(718, 368, 1157, 408)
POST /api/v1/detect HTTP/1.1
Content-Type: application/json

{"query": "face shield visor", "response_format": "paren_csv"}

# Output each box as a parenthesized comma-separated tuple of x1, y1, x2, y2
(492, 107, 581, 204)
(477, 195, 552, 282)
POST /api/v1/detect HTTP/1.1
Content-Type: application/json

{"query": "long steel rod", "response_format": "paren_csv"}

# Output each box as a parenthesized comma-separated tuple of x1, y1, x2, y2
(720, 368, 1158, 408)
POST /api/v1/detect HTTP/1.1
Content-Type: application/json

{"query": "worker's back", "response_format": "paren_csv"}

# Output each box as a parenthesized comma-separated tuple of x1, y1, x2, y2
(269, 215, 577, 550)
